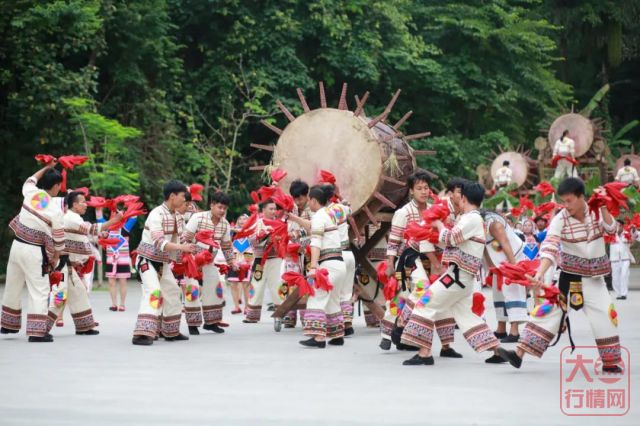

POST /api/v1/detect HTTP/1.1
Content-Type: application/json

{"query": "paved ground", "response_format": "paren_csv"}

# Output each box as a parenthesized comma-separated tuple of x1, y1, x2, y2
(0, 281, 638, 426)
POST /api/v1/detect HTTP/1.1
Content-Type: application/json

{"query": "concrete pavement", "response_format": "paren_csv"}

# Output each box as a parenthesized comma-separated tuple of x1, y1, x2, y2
(0, 282, 638, 425)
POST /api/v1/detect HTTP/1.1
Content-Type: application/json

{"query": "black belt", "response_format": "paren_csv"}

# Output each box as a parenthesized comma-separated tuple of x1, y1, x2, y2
(551, 271, 578, 353)
(396, 247, 426, 291)
(319, 256, 343, 265)
(15, 237, 49, 276)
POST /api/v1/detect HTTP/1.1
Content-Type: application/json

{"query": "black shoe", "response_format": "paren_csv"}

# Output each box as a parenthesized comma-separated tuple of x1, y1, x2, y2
(0, 327, 18, 334)
(299, 337, 326, 348)
(132, 335, 154, 346)
(154, 335, 159, 341)
(76, 329, 99, 335)
(242, 319, 258, 324)
(402, 354, 434, 366)
(497, 347, 522, 369)
(501, 334, 520, 343)
(440, 347, 463, 358)
(396, 342, 420, 351)
(188, 326, 200, 335)
(379, 338, 392, 351)
(203, 324, 225, 334)
(284, 324, 295, 329)
(328, 337, 344, 346)
(391, 325, 404, 346)
(28, 333, 54, 343)
(603, 365, 623, 374)
(485, 354, 508, 364)
(494, 331, 508, 339)
(267, 304, 275, 312)
(344, 327, 355, 336)
(164, 333, 189, 341)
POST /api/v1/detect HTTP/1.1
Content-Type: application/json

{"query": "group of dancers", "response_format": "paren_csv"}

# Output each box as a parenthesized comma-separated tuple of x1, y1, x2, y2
(0, 155, 626, 373)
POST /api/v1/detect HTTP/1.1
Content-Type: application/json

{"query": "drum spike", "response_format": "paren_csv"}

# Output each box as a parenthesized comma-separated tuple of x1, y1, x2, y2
(368, 89, 401, 128)
(393, 110, 413, 129)
(404, 132, 431, 141)
(260, 119, 283, 135)
(250, 143, 275, 152)
(276, 100, 296, 122)
(363, 205, 379, 227)
(249, 165, 268, 171)
(382, 175, 407, 186)
(382, 131, 401, 142)
(373, 191, 397, 209)
(354, 91, 370, 116)
(319, 81, 327, 108)
(338, 83, 348, 110)
(296, 88, 311, 113)
(414, 150, 437, 156)
(348, 216, 362, 240)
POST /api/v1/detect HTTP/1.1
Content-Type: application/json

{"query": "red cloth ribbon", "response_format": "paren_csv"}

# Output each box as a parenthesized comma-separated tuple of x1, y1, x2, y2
(318, 170, 336, 185)
(189, 184, 204, 202)
(497, 259, 540, 286)
(534, 181, 555, 197)
(273, 193, 294, 212)
(551, 155, 578, 167)
(171, 261, 186, 277)
(534, 201, 559, 217)
(282, 271, 315, 297)
(486, 266, 505, 290)
(376, 261, 389, 285)
(98, 238, 122, 248)
(113, 194, 140, 207)
(35, 154, 56, 164)
(86, 196, 116, 211)
(73, 187, 90, 197)
(270, 169, 287, 184)
(195, 230, 220, 248)
(422, 201, 450, 223)
(58, 155, 89, 193)
(403, 222, 439, 244)
(181, 253, 201, 280)
(383, 276, 399, 301)
(286, 243, 301, 261)
(108, 202, 147, 231)
(588, 182, 629, 219)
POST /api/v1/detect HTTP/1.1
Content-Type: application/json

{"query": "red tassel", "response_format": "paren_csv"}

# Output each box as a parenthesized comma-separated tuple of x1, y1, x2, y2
(195, 250, 213, 267)
(195, 230, 219, 248)
(376, 261, 389, 285)
(314, 268, 333, 292)
(383, 276, 398, 301)
(216, 263, 229, 275)
(181, 253, 201, 279)
(49, 270, 63, 288)
(497, 259, 540, 286)
(237, 261, 251, 281)
(472, 292, 485, 316)
(60, 168, 67, 193)
(171, 261, 186, 277)
(80, 256, 95, 275)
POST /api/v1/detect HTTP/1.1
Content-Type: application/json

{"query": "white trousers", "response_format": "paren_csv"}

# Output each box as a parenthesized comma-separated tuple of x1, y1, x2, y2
(339, 250, 356, 324)
(517, 276, 621, 367)
(47, 266, 95, 333)
(1, 240, 49, 337)
(184, 263, 225, 326)
(491, 276, 528, 323)
(401, 265, 499, 353)
(611, 260, 630, 297)
(303, 259, 346, 339)
(133, 259, 183, 338)
(554, 159, 578, 179)
(245, 258, 283, 322)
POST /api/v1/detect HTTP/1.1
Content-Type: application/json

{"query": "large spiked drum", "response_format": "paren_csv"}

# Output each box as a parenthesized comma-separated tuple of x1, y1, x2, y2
(548, 113, 595, 157)
(258, 83, 432, 233)
(490, 152, 530, 188)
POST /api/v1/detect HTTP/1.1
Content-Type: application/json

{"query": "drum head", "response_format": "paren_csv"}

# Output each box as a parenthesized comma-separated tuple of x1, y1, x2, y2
(490, 152, 529, 188)
(548, 113, 594, 158)
(273, 108, 383, 212)
(615, 155, 640, 175)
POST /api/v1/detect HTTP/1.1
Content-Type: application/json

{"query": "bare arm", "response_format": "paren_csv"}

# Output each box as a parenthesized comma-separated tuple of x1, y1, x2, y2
(490, 222, 517, 264)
